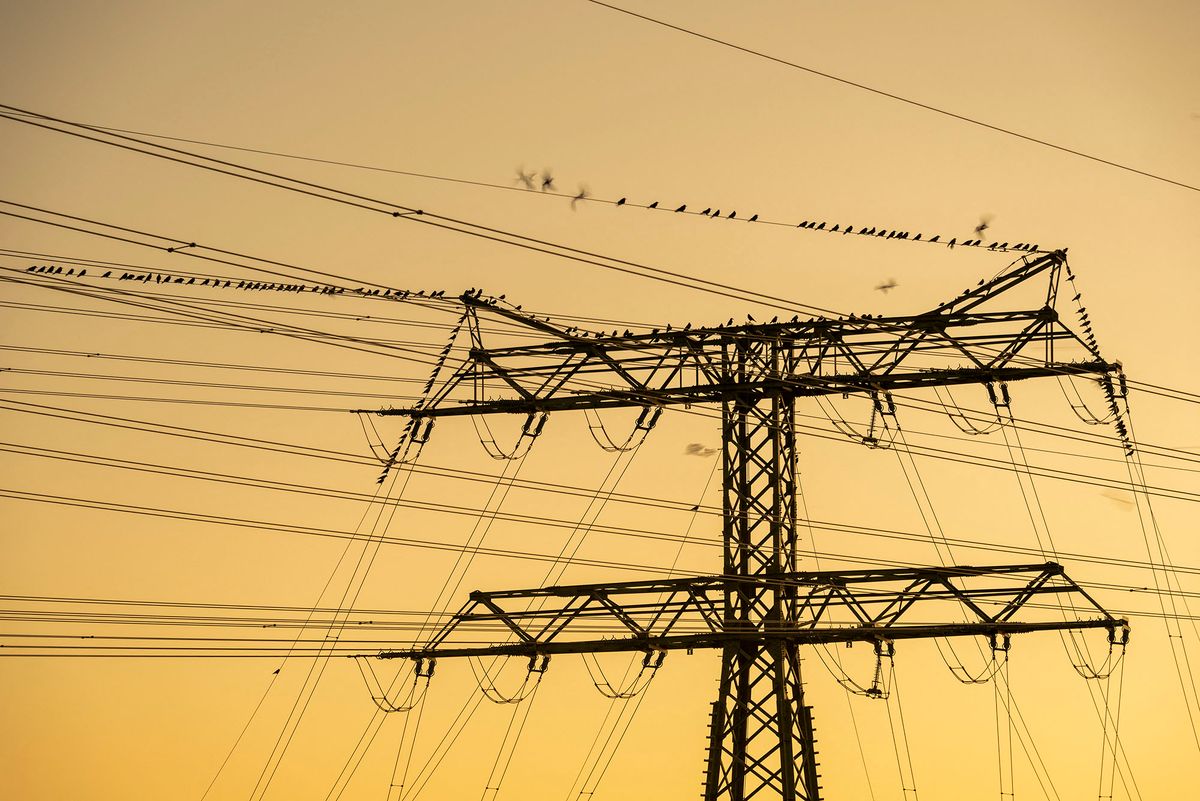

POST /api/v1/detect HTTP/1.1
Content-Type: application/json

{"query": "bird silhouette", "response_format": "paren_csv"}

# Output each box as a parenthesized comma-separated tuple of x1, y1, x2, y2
(616, 197, 626, 206)
(974, 214, 993, 238)
(648, 201, 659, 209)
(875, 279, 898, 294)
(571, 185, 590, 211)
(701, 207, 712, 215)
(728, 211, 736, 219)
(540, 170, 555, 192)
(675, 204, 687, 212)
(749, 214, 759, 222)
(947, 238, 957, 248)
(514, 167, 536, 190)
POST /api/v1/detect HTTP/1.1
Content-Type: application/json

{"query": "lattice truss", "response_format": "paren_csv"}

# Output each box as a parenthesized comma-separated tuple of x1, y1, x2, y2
(362, 250, 1127, 801)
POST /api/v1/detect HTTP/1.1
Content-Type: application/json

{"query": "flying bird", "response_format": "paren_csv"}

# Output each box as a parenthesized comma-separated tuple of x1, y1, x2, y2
(974, 214, 993, 238)
(571, 185, 590, 210)
(875, 279, 898, 294)
(540, 170, 555, 192)
(514, 167, 536, 190)
(684, 443, 718, 458)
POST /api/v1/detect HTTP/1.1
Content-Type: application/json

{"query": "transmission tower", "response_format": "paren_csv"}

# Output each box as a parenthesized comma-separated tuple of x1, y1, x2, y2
(359, 250, 1128, 800)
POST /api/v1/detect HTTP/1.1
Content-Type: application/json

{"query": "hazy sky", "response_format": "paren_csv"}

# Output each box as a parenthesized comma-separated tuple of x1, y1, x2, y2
(1, 2, 1198, 799)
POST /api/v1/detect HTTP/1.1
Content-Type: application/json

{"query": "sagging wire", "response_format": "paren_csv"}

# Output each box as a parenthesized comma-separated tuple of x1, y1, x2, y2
(468, 654, 551, 704)
(566, 661, 658, 801)
(1056, 374, 1117, 427)
(1070, 626, 1130, 681)
(352, 655, 433, 713)
(472, 411, 548, 460)
(813, 639, 894, 699)
(934, 382, 1008, 436)
(816, 390, 898, 449)
(356, 411, 396, 464)
(581, 649, 665, 699)
(582, 405, 661, 452)
(936, 633, 1011, 685)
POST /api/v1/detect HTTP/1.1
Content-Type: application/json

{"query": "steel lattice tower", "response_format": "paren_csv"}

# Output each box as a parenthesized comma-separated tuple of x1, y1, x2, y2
(361, 251, 1128, 800)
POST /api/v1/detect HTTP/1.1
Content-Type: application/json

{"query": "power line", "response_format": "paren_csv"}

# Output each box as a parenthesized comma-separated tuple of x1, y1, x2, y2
(585, 0, 1200, 194)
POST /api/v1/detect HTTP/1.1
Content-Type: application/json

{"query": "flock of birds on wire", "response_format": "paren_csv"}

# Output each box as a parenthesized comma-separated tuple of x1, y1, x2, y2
(517, 167, 1043, 260)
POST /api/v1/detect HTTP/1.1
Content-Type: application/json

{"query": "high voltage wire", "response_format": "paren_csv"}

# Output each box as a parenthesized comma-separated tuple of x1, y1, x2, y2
(3, 439, 1199, 589)
(0, 111, 1049, 253)
(584, 1, 1200, 195)
(0, 106, 841, 317)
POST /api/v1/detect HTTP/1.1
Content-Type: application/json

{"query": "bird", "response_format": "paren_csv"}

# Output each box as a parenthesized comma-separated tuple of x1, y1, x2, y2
(648, 201, 659, 209)
(947, 238, 957, 248)
(712, 209, 720, 217)
(616, 197, 626, 206)
(799, 221, 810, 228)
(746, 314, 756, 322)
(540, 170, 555, 192)
(829, 223, 838, 232)
(728, 211, 737, 219)
(974, 214, 993, 238)
(701, 207, 712, 215)
(843, 225, 854, 235)
(514, 167, 536, 190)
(571, 185, 590, 211)
(101, 271, 111, 278)
(913, 233, 922, 241)
(749, 214, 758, 222)
(816, 222, 825, 230)
(675, 204, 687, 213)
(875, 279, 898, 294)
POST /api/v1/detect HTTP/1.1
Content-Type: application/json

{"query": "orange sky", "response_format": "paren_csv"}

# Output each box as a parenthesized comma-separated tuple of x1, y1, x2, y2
(1, 2, 1198, 799)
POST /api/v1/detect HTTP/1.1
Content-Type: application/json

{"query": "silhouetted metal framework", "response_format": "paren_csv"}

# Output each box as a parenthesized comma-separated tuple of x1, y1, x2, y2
(362, 251, 1125, 800)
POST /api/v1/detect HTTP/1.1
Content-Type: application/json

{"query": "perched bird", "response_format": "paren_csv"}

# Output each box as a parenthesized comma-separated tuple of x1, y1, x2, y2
(616, 197, 626, 206)
(913, 233, 922, 241)
(701, 207, 712, 215)
(748, 214, 758, 222)
(947, 238, 957, 248)
(101, 270, 111, 278)
(799, 221, 810, 228)
(728, 210, 736, 219)
(712, 209, 721, 217)
(675, 204, 687, 213)
(829, 223, 838, 232)
(540, 170, 555, 192)
(875, 279, 898, 294)
(843, 225, 854, 235)
(816, 222, 825, 230)
(648, 201, 659, 209)
(746, 314, 756, 322)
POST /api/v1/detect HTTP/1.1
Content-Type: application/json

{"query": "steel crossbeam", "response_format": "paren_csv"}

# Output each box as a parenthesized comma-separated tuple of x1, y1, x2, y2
(365, 252, 1125, 800)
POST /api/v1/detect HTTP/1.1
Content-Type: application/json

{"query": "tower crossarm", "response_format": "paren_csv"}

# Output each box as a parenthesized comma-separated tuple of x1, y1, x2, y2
(374, 562, 1126, 661)
(356, 251, 1117, 420)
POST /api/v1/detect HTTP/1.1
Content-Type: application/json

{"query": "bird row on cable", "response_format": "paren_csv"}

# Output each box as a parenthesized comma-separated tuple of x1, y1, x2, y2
(24, 264, 455, 302)
(606, 198, 1042, 252)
